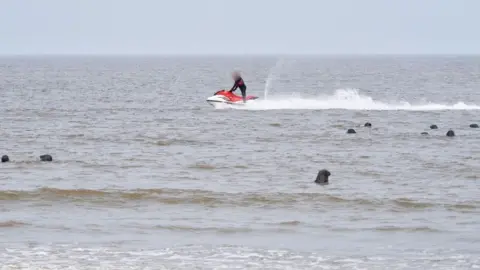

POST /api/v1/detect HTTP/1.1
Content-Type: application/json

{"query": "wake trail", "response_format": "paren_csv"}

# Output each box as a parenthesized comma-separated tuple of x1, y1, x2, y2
(234, 89, 480, 111)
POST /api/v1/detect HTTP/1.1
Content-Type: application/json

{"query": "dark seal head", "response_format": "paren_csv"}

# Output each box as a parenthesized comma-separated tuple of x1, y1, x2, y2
(315, 169, 331, 185)
(40, 154, 53, 162)
(430, 125, 438, 130)
(364, 122, 372, 127)
(346, 128, 356, 134)
(1, 155, 9, 163)
(446, 130, 455, 137)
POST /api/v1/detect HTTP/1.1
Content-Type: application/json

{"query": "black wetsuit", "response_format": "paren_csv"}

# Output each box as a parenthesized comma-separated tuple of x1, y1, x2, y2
(229, 77, 247, 102)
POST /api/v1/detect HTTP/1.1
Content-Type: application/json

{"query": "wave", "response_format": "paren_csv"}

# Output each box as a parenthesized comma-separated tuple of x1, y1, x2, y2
(236, 89, 480, 111)
(188, 162, 216, 170)
(371, 225, 440, 233)
(150, 225, 293, 234)
(2, 244, 478, 269)
(0, 220, 29, 228)
(137, 223, 438, 234)
(0, 188, 477, 212)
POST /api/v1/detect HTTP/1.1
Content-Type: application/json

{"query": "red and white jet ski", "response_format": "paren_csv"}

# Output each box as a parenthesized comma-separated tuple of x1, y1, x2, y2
(206, 90, 258, 108)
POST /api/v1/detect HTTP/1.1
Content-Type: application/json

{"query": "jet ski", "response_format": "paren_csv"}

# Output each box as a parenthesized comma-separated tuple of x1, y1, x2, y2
(206, 90, 258, 108)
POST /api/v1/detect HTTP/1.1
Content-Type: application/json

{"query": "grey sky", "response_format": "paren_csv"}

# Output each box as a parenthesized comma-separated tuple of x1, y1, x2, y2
(1, 0, 479, 55)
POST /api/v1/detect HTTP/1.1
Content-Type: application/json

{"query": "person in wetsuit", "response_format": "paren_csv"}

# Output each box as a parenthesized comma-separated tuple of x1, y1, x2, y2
(229, 71, 247, 103)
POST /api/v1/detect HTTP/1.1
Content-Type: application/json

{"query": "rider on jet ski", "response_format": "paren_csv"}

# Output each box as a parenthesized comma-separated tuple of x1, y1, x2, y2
(229, 71, 247, 103)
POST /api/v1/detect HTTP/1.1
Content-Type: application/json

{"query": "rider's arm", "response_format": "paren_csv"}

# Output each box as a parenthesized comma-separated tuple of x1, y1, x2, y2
(230, 80, 238, 92)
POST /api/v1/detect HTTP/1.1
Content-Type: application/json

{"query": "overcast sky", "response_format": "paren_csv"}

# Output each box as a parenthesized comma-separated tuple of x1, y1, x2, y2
(0, 0, 478, 55)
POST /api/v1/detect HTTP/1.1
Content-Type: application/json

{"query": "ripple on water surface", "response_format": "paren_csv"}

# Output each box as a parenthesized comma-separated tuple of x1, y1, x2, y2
(1, 56, 480, 268)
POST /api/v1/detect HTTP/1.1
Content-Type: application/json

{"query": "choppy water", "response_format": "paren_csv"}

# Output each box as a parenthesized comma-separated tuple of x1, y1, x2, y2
(1, 55, 479, 269)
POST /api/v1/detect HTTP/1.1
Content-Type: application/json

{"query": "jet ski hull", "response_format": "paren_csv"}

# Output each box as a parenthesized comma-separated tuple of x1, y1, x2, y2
(206, 90, 258, 108)
(206, 97, 249, 109)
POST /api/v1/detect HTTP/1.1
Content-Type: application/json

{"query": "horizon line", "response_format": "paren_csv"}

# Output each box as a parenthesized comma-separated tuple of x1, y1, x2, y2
(1, 52, 480, 57)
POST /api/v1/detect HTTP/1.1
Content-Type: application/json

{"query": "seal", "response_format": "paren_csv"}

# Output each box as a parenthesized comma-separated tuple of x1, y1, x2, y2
(40, 154, 53, 162)
(315, 169, 331, 185)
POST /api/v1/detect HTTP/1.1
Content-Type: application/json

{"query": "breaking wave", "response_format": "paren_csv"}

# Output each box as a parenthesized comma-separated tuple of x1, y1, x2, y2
(236, 89, 480, 111)
(1, 188, 477, 212)
(1, 244, 478, 269)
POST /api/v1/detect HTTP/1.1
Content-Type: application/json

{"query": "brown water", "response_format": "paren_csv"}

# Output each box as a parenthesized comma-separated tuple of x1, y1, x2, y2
(1, 55, 479, 269)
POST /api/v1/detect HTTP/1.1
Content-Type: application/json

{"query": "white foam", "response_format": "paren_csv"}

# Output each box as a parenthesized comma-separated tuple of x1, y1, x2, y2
(235, 89, 480, 111)
(1, 245, 477, 269)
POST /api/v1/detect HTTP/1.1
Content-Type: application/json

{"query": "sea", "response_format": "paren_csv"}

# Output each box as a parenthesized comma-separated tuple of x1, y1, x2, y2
(0, 55, 479, 269)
